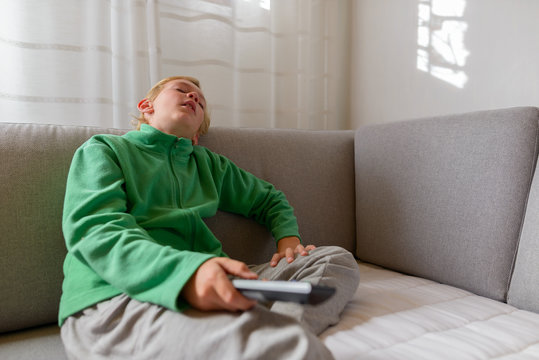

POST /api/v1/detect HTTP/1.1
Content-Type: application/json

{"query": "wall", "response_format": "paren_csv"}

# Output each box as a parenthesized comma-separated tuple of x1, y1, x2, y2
(350, 0, 539, 127)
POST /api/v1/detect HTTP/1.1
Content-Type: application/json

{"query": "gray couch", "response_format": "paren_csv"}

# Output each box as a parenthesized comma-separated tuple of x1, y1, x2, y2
(1, 107, 538, 359)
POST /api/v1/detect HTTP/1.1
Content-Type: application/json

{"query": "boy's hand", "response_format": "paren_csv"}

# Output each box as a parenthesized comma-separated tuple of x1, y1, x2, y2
(270, 236, 316, 267)
(181, 257, 258, 312)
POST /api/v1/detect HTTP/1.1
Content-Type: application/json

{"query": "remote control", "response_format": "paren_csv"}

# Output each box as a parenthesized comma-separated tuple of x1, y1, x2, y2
(232, 279, 335, 305)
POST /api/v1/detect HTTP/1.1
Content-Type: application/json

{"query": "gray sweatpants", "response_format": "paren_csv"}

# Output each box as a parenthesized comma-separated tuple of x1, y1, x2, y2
(61, 246, 360, 360)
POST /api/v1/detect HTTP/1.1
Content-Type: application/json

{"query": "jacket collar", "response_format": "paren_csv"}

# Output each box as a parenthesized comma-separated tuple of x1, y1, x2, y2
(125, 124, 194, 155)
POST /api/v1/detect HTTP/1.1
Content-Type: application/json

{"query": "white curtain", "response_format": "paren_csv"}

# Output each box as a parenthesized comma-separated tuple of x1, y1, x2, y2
(0, 0, 351, 130)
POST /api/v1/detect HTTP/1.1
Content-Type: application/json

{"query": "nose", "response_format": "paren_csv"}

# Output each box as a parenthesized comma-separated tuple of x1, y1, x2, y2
(188, 92, 199, 103)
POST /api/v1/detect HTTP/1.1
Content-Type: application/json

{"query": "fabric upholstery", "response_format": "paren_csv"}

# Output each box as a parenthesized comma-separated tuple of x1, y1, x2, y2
(354, 107, 539, 301)
(321, 262, 539, 359)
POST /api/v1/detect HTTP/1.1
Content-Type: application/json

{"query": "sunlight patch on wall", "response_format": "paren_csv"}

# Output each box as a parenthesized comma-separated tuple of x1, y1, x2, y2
(241, 0, 270, 10)
(417, 0, 469, 88)
(259, 0, 270, 10)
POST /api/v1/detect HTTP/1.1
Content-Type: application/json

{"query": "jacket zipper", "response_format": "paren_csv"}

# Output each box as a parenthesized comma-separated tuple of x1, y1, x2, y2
(169, 139, 182, 207)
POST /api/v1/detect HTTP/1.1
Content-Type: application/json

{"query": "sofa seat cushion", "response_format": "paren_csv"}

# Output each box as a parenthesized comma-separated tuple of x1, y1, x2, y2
(321, 262, 539, 359)
(0, 324, 67, 360)
(4, 264, 539, 360)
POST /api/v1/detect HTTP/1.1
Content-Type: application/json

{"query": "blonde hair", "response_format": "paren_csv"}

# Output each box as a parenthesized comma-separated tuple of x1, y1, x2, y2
(134, 76, 211, 135)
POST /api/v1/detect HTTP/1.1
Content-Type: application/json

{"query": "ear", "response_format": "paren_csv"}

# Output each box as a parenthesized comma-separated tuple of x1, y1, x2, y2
(137, 99, 153, 114)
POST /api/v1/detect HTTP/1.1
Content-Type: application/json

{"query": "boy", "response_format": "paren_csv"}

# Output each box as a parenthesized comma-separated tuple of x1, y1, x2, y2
(59, 76, 360, 359)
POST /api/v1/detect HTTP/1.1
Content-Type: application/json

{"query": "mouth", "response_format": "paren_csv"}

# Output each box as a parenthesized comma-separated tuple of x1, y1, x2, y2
(182, 101, 196, 113)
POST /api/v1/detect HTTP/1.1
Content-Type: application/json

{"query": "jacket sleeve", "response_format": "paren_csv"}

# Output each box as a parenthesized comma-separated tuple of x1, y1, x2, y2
(210, 152, 301, 243)
(62, 139, 214, 311)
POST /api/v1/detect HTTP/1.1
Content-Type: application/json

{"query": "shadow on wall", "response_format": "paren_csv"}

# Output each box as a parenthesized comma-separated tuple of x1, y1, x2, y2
(416, 0, 470, 89)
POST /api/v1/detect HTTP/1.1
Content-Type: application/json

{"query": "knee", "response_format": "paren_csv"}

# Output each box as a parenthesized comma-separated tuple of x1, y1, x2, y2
(314, 245, 360, 283)
(314, 246, 358, 267)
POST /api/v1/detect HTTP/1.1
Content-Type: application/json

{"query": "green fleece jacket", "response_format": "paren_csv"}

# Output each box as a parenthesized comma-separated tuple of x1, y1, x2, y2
(59, 124, 300, 325)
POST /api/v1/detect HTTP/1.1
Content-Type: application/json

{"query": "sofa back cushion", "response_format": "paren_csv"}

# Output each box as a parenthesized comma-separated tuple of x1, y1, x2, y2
(0, 123, 355, 333)
(354, 107, 539, 302)
(200, 127, 356, 264)
(0, 123, 126, 333)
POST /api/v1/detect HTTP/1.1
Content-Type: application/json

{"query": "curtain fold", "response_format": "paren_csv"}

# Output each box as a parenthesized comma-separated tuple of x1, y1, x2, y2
(0, 0, 351, 130)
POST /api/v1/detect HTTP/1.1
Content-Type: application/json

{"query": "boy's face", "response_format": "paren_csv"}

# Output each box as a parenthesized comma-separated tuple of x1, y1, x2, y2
(139, 79, 207, 140)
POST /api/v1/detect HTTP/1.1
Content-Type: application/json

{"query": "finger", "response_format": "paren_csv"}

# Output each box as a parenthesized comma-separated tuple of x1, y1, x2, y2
(295, 244, 309, 256)
(213, 275, 257, 311)
(270, 252, 283, 267)
(285, 247, 295, 263)
(218, 258, 258, 280)
(304, 244, 316, 252)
